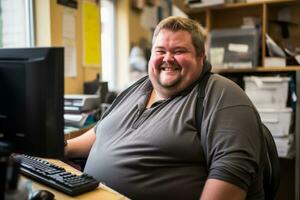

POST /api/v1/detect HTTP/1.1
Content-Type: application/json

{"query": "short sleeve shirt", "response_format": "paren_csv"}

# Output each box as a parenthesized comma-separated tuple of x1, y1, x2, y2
(84, 73, 265, 200)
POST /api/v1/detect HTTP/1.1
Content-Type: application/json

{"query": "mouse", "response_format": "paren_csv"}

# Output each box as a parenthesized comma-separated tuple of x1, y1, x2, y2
(30, 189, 55, 200)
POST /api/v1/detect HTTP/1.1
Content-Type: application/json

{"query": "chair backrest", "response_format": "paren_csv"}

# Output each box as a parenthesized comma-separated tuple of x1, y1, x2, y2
(261, 123, 280, 200)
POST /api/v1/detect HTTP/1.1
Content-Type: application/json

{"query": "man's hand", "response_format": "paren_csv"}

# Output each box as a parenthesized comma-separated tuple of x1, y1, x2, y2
(200, 179, 246, 200)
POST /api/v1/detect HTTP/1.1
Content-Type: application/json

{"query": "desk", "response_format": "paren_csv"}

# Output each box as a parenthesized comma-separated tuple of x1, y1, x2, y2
(64, 124, 94, 140)
(21, 159, 129, 200)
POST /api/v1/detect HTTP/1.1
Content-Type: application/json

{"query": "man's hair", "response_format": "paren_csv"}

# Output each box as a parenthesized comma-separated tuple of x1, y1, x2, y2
(152, 16, 205, 55)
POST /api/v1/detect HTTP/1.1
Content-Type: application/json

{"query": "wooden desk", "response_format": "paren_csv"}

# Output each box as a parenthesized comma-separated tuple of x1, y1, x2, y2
(64, 124, 94, 140)
(21, 159, 129, 200)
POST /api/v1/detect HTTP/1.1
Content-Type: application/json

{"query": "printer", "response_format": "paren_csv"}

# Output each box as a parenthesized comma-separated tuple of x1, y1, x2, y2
(64, 94, 100, 113)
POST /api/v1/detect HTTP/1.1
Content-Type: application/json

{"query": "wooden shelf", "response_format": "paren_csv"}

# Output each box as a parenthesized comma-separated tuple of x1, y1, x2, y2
(186, 0, 298, 14)
(212, 66, 300, 73)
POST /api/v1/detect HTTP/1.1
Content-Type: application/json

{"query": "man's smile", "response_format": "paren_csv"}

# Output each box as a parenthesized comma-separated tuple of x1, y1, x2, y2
(160, 63, 180, 71)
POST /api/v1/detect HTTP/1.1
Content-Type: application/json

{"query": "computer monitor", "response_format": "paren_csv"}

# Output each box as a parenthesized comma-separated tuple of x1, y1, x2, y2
(0, 47, 64, 159)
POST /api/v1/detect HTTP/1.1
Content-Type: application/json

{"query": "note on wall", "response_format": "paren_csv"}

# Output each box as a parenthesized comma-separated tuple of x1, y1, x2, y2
(63, 8, 76, 40)
(62, 8, 77, 77)
(141, 6, 158, 30)
(63, 39, 77, 77)
(82, 1, 101, 67)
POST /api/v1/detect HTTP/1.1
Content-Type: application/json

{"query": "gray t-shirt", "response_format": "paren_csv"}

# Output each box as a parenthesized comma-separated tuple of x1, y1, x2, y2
(84, 73, 264, 200)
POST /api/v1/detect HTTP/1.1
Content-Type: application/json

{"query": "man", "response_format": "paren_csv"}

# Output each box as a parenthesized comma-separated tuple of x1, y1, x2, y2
(65, 16, 265, 200)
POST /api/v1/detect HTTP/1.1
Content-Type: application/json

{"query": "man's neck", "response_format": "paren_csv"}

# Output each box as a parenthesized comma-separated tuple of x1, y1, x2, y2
(146, 89, 166, 108)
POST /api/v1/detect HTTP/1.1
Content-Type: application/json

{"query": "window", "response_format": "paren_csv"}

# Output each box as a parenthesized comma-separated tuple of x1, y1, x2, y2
(101, 0, 116, 90)
(0, 0, 34, 47)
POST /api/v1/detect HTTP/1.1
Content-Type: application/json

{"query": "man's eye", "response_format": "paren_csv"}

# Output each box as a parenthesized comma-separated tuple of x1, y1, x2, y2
(174, 50, 186, 55)
(155, 50, 165, 54)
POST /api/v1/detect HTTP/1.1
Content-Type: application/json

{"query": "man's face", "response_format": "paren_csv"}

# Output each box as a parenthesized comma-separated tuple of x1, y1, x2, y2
(148, 29, 205, 98)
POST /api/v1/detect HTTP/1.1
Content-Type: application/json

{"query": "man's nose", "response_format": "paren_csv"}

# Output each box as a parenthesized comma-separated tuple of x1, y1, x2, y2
(163, 52, 174, 63)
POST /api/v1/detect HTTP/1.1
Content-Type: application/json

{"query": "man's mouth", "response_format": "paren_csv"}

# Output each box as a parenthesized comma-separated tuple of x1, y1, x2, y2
(162, 66, 178, 71)
(160, 63, 180, 71)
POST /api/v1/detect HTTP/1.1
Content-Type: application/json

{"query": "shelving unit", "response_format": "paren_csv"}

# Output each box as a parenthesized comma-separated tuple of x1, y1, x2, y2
(175, 0, 300, 199)
(184, 0, 300, 68)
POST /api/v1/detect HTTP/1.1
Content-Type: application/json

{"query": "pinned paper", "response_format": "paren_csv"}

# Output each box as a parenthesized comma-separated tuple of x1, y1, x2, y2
(82, 1, 101, 67)
(62, 8, 77, 77)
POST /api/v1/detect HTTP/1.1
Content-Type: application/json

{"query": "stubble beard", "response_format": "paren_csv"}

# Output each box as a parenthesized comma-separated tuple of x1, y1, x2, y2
(158, 75, 181, 88)
(157, 62, 182, 89)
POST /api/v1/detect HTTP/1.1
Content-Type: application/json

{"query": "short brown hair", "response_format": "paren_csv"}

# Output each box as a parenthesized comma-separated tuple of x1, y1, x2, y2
(152, 16, 205, 55)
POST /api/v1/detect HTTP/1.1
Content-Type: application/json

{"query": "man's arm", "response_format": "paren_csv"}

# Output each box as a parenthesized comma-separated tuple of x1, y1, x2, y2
(65, 128, 96, 158)
(200, 178, 246, 200)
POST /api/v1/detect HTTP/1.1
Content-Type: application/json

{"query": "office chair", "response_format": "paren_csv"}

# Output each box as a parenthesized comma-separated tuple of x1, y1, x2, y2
(262, 123, 280, 200)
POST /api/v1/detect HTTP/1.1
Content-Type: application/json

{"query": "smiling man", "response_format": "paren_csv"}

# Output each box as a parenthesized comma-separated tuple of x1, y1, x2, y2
(148, 28, 205, 100)
(65, 16, 265, 200)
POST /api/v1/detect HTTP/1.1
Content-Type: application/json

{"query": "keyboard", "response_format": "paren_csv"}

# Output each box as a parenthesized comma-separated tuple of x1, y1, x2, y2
(13, 154, 99, 196)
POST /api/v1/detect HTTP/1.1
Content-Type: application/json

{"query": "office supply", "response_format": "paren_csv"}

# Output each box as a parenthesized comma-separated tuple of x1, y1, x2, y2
(187, 0, 225, 8)
(244, 76, 290, 109)
(208, 28, 260, 68)
(274, 135, 294, 158)
(83, 74, 109, 106)
(64, 94, 100, 113)
(14, 154, 99, 196)
(21, 159, 129, 200)
(64, 112, 95, 128)
(4, 156, 29, 200)
(244, 76, 294, 159)
(64, 94, 100, 127)
(258, 108, 292, 137)
(64, 114, 89, 127)
(30, 190, 54, 200)
(296, 55, 300, 64)
(84, 78, 108, 97)
(265, 57, 286, 67)
(266, 34, 285, 57)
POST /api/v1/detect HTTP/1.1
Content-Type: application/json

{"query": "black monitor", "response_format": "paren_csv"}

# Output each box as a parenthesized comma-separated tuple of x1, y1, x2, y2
(0, 47, 64, 159)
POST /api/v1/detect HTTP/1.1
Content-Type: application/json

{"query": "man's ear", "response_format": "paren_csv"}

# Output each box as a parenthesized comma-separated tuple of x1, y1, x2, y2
(197, 53, 206, 65)
(202, 54, 207, 65)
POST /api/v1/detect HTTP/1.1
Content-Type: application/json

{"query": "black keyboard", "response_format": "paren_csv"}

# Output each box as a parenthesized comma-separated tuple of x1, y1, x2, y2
(13, 154, 99, 196)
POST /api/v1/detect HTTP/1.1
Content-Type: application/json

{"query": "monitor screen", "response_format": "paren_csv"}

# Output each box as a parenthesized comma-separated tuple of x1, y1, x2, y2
(0, 47, 64, 159)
